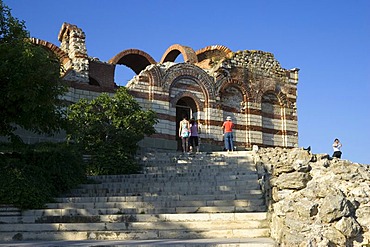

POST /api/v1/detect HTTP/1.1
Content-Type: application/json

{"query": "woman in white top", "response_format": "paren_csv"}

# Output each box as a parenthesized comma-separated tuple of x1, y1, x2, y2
(178, 116, 190, 153)
(332, 138, 342, 158)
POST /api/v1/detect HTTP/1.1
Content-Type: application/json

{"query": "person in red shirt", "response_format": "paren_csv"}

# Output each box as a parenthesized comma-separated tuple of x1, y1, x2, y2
(222, 116, 234, 152)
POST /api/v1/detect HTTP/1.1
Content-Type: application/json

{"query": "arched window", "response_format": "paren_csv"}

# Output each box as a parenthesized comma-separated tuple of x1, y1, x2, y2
(221, 86, 243, 113)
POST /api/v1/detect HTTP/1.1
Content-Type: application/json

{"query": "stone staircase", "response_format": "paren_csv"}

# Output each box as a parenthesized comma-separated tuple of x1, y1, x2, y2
(0, 151, 275, 246)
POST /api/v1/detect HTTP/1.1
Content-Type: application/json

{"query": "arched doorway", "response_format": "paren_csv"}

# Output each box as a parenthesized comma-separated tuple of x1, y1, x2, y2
(176, 97, 197, 151)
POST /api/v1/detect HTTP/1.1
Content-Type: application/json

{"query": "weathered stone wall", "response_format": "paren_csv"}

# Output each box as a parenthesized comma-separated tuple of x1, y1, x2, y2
(254, 147, 370, 246)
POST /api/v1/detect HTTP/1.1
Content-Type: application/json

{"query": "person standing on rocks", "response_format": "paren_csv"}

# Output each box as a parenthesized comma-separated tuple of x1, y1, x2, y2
(222, 116, 234, 153)
(332, 138, 342, 158)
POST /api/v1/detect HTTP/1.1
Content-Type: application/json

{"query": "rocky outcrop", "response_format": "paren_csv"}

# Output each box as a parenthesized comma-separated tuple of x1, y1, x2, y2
(254, 147, 370, 247)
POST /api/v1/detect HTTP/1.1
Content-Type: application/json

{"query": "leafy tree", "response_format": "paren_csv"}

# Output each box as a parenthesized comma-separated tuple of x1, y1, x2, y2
(0, 0, 66, 142)
(67, 87, 158, 175)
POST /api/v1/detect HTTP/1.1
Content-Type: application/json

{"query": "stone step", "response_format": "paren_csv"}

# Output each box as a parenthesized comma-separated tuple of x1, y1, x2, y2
(139, 161, 250, 166)
(89, 173, 259, 183)
(0, 219, 269, 232)
(141, 166, 256, 173)
(139, 151, 255, 159)
(62, 191, 263, 198)
(54, 191, 264, 203)
(92, 168, 258, 177)
(65, 188, 262, 197)
(71, 180, 260, 194)
(91, 174, 257, 180)
(44, 198, 265, 210)
(140, 171, 258, 177)
(70, 183, 261, 194)
(141, 157, 254, 163)
(137, 151, 254, 159)
(0, 205, 21, 217)
(141, 158, 253, 164)
(0, 238, 277, 247)
(83, 178, 259, 187)
(141, 163, 255, 169)
(21, 205, 267, 217)
(1, 212, 267, 224)
(95, 170, 258, 181)
(66, 190, 262, 196)
(0, 228, 270, 241)
(140, 162, 256, 169)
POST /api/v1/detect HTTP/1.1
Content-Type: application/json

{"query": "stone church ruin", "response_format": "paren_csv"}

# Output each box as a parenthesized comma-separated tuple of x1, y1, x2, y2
(31, 23, 299, 151)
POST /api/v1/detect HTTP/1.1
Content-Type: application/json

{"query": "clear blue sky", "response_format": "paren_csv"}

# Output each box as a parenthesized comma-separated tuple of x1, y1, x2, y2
(5, 0, 370, 164)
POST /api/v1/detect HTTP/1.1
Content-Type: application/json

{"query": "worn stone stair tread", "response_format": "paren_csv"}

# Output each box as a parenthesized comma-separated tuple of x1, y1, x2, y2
(67, 185, 262, 193)
(21, 205, 267, 217)
(0, 220, 269, 232)
(89, 178, 259, 184)
(67, 188, 262, 196)
(77, 183, 261, 190)
(0, 228, 270, 241)
(54, 192, 264, 203)
(140, 165, 257, 170)
(73, 175, 260, 184)
(45, 198, 265, 209)
(0, 238, 277, 247)
(64, 191, 263, 198)
(1, 212, 268, 224)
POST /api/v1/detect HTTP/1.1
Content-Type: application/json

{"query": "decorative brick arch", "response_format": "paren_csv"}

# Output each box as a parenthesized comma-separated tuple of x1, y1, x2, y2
(145, 65, 163, 87)
(109, 49, 156, 75)
(160, 44, 198, 64)
(261, 90, 288, 107)
(170, 91, 204, 111)
(162, 63, 215, 106)
(196, 45, 233, 63)
(218, 78, 250, 102)
(251, 77, 278, 103)
(30, 38, 71, 68)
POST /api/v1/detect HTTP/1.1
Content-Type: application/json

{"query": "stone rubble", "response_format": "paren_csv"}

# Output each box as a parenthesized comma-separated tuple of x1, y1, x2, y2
(254, 147, 370, 247)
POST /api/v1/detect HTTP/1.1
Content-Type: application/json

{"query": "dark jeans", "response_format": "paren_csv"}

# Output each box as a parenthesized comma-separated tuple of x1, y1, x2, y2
(224, 132, 233, 151)
(332, 151, 342, 158)
(189, 136, 199, 148)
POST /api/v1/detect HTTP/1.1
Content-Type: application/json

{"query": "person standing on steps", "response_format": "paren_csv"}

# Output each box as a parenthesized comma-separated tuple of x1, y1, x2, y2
(178, 115, 190, 153)
(189, 118, 200, 153)
(332, 138, 342, 158)
(222, 116, 234, 153)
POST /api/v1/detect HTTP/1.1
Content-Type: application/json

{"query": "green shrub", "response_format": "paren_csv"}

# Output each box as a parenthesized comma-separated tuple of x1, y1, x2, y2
(28, 143, 86, 194)
(86, 146, 140, 175)
(0, 142, 86, 209)
(0, 154, 52, 209)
